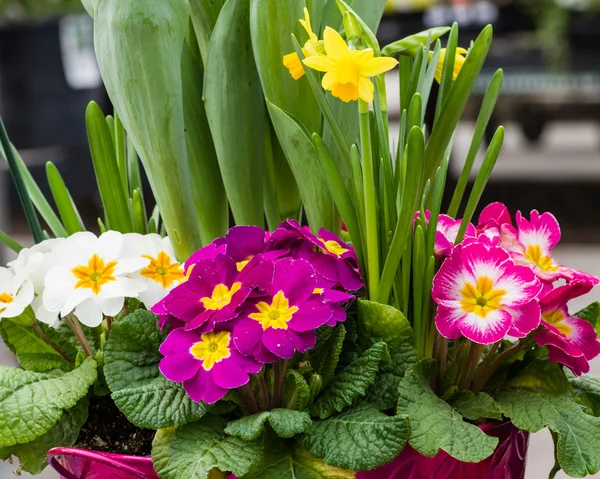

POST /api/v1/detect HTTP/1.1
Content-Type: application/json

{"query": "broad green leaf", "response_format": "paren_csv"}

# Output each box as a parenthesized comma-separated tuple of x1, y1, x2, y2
(425, 25, 492, 183)
(188, 0, 226, 64)
(104, 310, 207, 429)
(302, 405, 408, 471)
(0, 318, 73, 372)
(575, 302, 600, 334)
(85, 101, 134, 233)
(267, 101, 335, 232)
(225, 409, 312, 440)
(365, 372, 402, 411)
(357, 299, 417, 378)
(91, 0, 201, 259)
(497, 388, 600, 477)
(182, 34, 228, 243)
(0, 357, 97, 446)
(569, 375, 600, 416)
(0, 397, 88, 474)
(152, 416, 262, 479)
(245, 439, 355, 479)
(0, 119, 44, 243)
(312, 342, 389, 419)
(282, 369, 312, 411)
(45, 162, 85, 235)
(310, 324, 346, 386)
(204, 0, 265, 228)
(450, 391, 502, 421)
(396, 360, 498, 462)
(509, 359, 572, 394)
(381, 27, 451, 56)
(250, 0, 320, 134)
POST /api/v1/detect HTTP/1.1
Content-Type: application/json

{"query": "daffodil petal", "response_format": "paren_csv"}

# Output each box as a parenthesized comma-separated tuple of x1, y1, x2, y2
(358, 77, 374, 103)
(359, 56, 398, 77)
(323, 27, 350, 60)
(322, 71, 336, 90)
(303, 55, 337, 73)
(350, 49, 374, 65)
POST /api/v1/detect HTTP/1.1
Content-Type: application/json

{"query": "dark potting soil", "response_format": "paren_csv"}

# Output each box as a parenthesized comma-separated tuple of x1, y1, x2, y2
(75, 395, 154, 456)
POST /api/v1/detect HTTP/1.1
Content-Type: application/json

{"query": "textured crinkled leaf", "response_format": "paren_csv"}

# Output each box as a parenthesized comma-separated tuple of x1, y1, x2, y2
(0, 357, 97, 446)
(509, 360, 572, 394)
(225, 409, 312, 440)
(396, 360, 498, 462)
(357, 300, 417, 378)
(312, 342, 389, 419)
(104, 310, 206, 429)
(310, 325, 346, 386)
(245, 440, 355, 479)
(575, 302, 600, 334)
(282, 369, 311, 411)
(569, 375, 600, 416)
(152, 416, 262, 478)
(497, 388, 600, 477)
(301, 405, 408, 471)
(365, 372, 401, 411)
(0, 318, 72, 372)
(450, 391, 502, 421)
(0, 397, 88, 474)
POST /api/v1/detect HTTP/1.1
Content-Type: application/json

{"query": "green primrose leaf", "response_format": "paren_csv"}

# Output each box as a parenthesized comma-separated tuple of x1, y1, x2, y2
(301, 405, 408, 471)
(104, 310, 207, 429)
(397, 360, 498, 462)
(509, 359, 572, 394)
(152, 416, 263, 479)
(496, 388, 600, 477)
(311, 342, 389, 419)
(569, 375, 600, 416)
(449, 391, 502, 421)
(225, 409, 312, 440)
(310, 324, 346, 386)
(0, 318, 73, 372)
(575, 302, 600, 334)
(0, 357, 97, 447)
(0, 397, 88, 474)
(282, 369, 312, 411)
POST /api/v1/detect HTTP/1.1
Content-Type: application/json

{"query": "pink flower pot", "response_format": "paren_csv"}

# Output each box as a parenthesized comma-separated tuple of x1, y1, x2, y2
(356, 421, 529, 479)
(47, 447, 159, 479)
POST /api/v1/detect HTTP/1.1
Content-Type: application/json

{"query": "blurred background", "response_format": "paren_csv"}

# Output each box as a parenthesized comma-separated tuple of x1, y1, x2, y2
(0, 0, 600, 477)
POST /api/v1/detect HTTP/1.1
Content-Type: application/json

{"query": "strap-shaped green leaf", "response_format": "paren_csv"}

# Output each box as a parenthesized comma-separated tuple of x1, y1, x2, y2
(45, 162, 85, 235)
(382, 27, 451, 57)
(204, 0, 265, 228)
(85, 102, 133, 233)
(0, 230, 23, 253)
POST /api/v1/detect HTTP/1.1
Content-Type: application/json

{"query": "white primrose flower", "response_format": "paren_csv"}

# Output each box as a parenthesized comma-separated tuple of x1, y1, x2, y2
(43, 231, 147, 327)
(123, 233, 185, 308)
(9, 238, 61, 326)
(0, 266, 34, 319)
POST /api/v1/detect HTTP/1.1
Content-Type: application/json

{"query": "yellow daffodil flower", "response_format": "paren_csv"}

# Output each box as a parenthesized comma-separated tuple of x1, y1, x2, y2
(433, 47, 468, 84)
(302, 27, 398, 103)
(283, 8, 320, 80)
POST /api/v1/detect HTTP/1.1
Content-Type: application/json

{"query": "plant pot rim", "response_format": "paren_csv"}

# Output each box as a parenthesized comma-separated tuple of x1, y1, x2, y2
(47, 447, 154, 479)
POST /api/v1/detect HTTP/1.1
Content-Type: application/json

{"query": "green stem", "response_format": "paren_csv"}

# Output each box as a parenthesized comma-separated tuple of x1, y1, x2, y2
(31, 322, 73, 363)
(472, 340, 527, 393)
(459, 342, 485, 391)
(438, 336, 448, 389)
(239, 382, 260, 415)
(258, 374, 270, 411)
(271, 359, 288, 409)
(359, 99, 380, 300)
(65, 314, 93, 357)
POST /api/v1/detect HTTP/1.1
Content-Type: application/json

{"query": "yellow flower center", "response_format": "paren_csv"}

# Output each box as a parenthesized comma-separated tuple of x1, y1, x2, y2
(542, 309, 572, 337)
(72, 254, 117, 295)
(524, 245, 557, 272)
(249, 291, 299, 330)
(189, 331, 232, 371)
(0, 292, 13, 313)
(319, 238, 348, 257)
(236, 256, 253, 272)
(313, 288, 324, 294)
(201, 282, 242, 311)
(459, 276, 506, 318)
(141, 251, 185, 288)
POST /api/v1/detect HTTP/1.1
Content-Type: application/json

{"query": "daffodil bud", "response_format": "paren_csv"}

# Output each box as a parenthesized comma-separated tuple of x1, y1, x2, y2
(343, 11, 361, 44)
